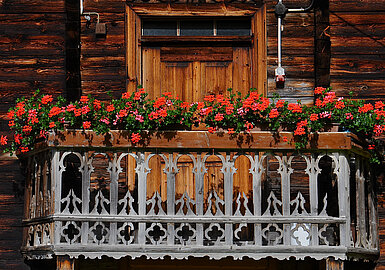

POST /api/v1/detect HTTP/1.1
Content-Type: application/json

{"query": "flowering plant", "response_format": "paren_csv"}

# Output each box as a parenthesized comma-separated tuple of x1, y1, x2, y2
(1, 87, 384, 163)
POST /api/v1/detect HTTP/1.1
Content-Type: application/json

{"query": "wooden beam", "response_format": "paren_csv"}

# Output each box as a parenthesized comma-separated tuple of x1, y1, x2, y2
(43, 130, 358, 151)
(56, 256, 74, 270)
(325, 258, 344, 270)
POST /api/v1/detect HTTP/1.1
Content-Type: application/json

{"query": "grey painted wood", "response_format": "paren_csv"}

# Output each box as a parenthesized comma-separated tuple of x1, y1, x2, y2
(21, 148, 379, 261)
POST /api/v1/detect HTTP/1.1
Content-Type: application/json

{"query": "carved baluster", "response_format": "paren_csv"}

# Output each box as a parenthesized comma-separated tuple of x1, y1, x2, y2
(136, 152, 152, 245)
(193, 153, 207, 245)
(368, 177, 378, 249)
(162, 153, 180, 245)
(276, 154, 293, 245)
(219, 153, 236, 245)
(355, 155, 367, 248)
(109, 153, 119, 245)
(53, 150, 62, 245)
(305, 154, 321, 246)
(334, 153, 350, 248)
(248, 153, 264, 246)
(79, 152, 89, 245)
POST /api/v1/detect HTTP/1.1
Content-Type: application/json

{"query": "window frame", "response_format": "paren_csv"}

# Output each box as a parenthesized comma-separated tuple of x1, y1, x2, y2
(125, 3, 267, 96)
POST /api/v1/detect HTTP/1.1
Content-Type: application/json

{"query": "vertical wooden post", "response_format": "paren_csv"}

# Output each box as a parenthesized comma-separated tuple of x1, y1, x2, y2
(251, 154, 263, 245)
(325, 258, 344, 270)
(195, 154, 204, 246)
(223, 154, 234, 245)
(56, 256, 74, 270)
(309, 154, 319, 246)
(166, 154, 176, 245)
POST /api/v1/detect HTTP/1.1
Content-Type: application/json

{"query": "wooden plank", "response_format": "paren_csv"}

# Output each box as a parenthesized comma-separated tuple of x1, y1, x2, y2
(330, 12, 385, 25)
(331, 24, 385, 39)
(254, 6, 267, 95)
(126, 5, 140, 93)
(57, 256, 74, 270)
(266, 12, 314, 26)
(331, 36, 385, 55)
(325, 258, 344, 270)
(200, 61, 233, 96)
(141, 36, 252, 45)
(0, 0, 65, 13)
(130, 3, 260, 17)
(83, 0, 125, 13)
(331, 55, 385, 77)
(268, 56, 314, 78)
(82, 80, 126, 99)
(142, 47, 162, 99)
(0, 158, 28, 270)
(268, 78, 315, 97)
(46, 130, 356, 151)
(232, 47, 251, 94)
(267, 37, 314, 55)
(160, 62, 194, 102)
(267, 24, 314, 38)
(160, 47, 233, 62)
(330, 0, 385, 12)
(330, 79, 385, 99)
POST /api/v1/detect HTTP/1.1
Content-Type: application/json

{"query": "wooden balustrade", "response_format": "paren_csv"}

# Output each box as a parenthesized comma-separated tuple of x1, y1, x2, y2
(21, 130, 379, 262)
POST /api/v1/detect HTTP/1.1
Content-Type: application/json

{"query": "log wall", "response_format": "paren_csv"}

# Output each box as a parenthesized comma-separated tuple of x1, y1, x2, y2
(1, 0, 385, 269)
(0, 1, 66, 269)
(330, 0, 385, 101)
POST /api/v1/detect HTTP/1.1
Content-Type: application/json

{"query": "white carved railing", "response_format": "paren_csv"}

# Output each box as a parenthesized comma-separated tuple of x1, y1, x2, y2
(21, 131, 379, 261)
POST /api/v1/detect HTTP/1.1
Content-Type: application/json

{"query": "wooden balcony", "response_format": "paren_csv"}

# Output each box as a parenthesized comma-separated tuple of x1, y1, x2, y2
(21, 130, 379, 262)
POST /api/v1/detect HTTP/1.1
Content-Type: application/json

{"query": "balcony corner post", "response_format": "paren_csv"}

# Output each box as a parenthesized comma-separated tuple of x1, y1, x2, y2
(337, 153, 351, 247)
(52, 150, 61, 245)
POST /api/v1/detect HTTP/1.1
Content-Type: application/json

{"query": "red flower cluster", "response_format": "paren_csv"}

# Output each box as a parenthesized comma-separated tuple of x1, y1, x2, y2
(288, 103, 302, 113)
(294, 120, 307, 136)
(0, 135, 7, 145)
(314, 87, 326, 95)
(131, 133, 141, 143)
(269, 108, 279, 118)
(49, 106, 62, 118)
(83, 121, 91, 129)
(358, 103, 374, 113)
(41, 95, 53, 105)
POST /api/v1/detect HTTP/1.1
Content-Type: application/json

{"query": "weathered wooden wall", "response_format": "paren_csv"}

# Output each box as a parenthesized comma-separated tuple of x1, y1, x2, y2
(80, 0, 126, 99)
(0, 1, 67, 269)
(0, 0, 66, 113)
(329, 0, 385, 101)
(0, 155, 28, 269)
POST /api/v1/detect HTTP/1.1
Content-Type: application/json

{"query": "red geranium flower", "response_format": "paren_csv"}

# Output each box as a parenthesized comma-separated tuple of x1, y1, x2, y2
(0, 135, 7, 145)
(41, 95, 53, 105)
(269, 108, 279, 118)
(214, 113, 224, 122)
(22, 125, 32, 134)
(14, 134, 22, 144)
(314, 87, 325, 95)
(83, 121, 91, 129)
(131, 133, 141, 143)
(208, 127, 216, 134)
(80, 96, 89, 103)
(106, 104, 115, 112)
(310, 113, 318, 121)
